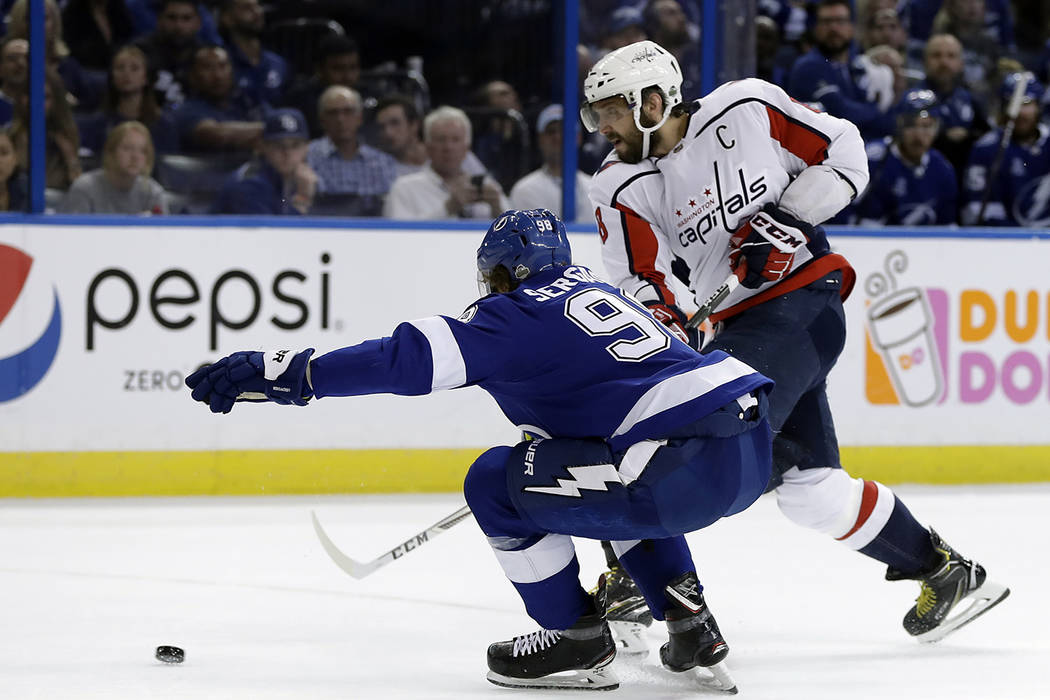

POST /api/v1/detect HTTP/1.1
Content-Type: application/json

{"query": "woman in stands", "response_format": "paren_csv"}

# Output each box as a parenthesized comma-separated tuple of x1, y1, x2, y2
(79, 45, 170, 154)
(0, 129, 27, 212)
(60, 120, 168, 215)
(10, 70, 82, 191)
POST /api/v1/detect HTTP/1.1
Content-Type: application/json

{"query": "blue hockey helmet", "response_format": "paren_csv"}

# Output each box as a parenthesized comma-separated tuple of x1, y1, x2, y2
(477, 209, 571, 294)
(999, 72, 1044, 108)
(894, 89, 939, 129)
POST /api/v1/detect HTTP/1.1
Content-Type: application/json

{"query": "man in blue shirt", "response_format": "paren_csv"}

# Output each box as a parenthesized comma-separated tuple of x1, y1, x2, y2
(855, 89, 959, 225)
(962, 73, 1050, 226)
(170, 44, 266, 154)
(787, 0, 896, 139)
(211, 108, 318, 215)
(306, 86, 398, 216)
(185, 209, 774, 692)
(217, 0, 289, 107)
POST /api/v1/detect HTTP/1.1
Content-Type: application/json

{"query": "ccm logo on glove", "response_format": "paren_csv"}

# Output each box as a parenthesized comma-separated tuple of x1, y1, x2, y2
(729, 205, 812, 289)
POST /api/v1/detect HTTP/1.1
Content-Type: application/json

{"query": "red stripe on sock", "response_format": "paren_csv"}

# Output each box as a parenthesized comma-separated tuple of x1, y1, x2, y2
(835, 480, 878, 541)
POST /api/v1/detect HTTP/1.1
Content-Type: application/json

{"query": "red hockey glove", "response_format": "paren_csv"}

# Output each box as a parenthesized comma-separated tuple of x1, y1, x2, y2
(642, 301, 702, 350)
(729, 204, 812, 289)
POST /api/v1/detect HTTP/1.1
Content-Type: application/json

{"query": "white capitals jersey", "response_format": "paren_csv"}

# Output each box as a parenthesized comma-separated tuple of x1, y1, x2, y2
(588, 78, 869, 321)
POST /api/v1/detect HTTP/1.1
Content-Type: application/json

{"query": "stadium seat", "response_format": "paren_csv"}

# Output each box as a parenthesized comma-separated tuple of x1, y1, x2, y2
(154, 154, 250, 214)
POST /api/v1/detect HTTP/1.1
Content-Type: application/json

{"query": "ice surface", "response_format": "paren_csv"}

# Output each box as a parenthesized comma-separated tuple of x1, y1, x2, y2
(1, 485, 1045, 699)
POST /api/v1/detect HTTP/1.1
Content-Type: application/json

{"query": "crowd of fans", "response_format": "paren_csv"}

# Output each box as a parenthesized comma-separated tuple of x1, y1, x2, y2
(1, 0, 1048, 226)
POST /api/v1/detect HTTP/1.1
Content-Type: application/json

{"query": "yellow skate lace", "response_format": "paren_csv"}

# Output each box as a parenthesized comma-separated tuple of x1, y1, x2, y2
(915, 582, 937, 618)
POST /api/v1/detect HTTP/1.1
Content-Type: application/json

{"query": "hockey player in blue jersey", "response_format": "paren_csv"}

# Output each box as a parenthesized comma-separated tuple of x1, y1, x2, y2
(962, 73, 1050, 226)
(854, 89, 959, 225)
(185, 209, 774, 692)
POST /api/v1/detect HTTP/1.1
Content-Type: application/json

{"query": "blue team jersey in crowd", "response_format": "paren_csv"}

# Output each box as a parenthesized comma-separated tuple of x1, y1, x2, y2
(855, 139, 958, 225)
(962, 124, 1050, 226)
(311, 266, 771, 452)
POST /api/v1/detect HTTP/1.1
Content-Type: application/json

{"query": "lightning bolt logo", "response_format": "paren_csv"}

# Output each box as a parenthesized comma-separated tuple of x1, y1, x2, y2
(523, 463, 622, 498)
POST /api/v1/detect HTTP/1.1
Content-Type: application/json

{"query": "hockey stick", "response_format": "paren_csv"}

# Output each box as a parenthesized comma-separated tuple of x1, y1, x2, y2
(685, 274, 738, 330)
(976, 73, 1029, 224)
(311, 505, 473, 579)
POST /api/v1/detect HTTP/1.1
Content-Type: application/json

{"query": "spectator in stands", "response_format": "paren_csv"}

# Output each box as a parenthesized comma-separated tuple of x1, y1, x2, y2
(0, 38, 28, 126)
(374, 94, 427, 177)
(509, 104, 591, 221)
(135, 0, 204, 108)
(472, 79, 528, 190)
(931, 0, 1008, 100)
(7, 0, 102, 112)
(79, 46, 168, 155)
(61, 0, 136, 72)
(217, 0, 289, 107)
(384, 105, 508, 220)
(854, 89, 958, 225)
(599, 7, 647, 53)
(61, 121, 168, 214)
(962, 73, 1050, 225)
(867, 45, 910, 103)
(0, 129, 28, 212)
(644, 0, 701, 98)
(901, 0, 1016, 54)
(863, 8, 907, 52)
(283, 35, 362, 139)
(920, 33, 989, 177)
(10, 71, 81, 191)
(212, 108, 318, 215)
(171, 44, 264, 154)
(756, 16, 788, 88)
(787, 0, 897, 139)
(125, 0, 223, 45)
(306, 86, 397, 216)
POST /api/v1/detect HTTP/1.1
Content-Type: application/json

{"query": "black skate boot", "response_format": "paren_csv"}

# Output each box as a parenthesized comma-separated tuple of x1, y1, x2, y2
(659, 572, 737, 694)
(590, 564, 653, 657)
(486, 576, 618, 691)
(887, 528, 1009, 643)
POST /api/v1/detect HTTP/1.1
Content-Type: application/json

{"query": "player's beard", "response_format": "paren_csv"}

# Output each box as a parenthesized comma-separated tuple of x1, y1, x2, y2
(613, 123, 662, 164)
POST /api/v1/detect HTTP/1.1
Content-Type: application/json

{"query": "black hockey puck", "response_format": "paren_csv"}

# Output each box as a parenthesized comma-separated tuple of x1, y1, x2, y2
(155, 645, 185, 664)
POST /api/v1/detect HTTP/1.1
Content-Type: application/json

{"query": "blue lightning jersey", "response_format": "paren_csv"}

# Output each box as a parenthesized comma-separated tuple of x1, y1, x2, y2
(962, 124, 1050, 226)
(855, 139, 958, 226)
(310, 266, 771, 451)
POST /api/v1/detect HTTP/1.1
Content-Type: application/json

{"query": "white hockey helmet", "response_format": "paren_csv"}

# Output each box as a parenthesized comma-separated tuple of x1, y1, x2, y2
(580, 40, 683, 157)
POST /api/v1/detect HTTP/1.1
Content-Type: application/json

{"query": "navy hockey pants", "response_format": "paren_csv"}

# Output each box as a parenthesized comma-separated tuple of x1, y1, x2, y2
(463, 404, 771, 629)
(705, 270, 846, 489)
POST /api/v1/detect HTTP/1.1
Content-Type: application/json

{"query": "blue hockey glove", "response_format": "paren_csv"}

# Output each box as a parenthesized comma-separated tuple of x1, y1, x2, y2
(729, 204, 812, 289)
(643, 300, 702, 350)
(185, 348, 315, 414)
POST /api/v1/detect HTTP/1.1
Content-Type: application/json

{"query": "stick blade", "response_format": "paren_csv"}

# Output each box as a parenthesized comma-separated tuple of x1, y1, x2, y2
(310, 511, 381, 579)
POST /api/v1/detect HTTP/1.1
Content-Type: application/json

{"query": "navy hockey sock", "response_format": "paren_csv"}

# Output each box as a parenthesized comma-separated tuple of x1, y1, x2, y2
(616, 537, 695, 621)
(857, 498, 937, 574)
(510, 555, 595, 630)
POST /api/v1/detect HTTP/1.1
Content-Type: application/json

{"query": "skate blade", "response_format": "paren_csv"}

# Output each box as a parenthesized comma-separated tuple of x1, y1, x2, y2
(692, 661, 739, 695)
(608, 620, 650, 658)
(915, 580, 1010, 644)
(486, 666, 620, 691)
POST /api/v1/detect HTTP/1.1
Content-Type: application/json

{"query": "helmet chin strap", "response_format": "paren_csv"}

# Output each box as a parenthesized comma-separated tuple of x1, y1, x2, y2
(634, 103, 672, 159)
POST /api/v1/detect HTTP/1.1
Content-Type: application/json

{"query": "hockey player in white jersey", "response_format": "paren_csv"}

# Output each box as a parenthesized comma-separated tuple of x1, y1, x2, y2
(185, 209, 774, 692)
(580, 40, 1008, 649)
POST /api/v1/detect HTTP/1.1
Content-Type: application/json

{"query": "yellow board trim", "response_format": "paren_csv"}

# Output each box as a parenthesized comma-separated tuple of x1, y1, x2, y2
(1, 446, 1048, 498)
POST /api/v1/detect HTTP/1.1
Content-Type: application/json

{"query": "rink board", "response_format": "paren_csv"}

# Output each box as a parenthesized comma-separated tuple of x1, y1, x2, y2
(2, 221, 1048, 495)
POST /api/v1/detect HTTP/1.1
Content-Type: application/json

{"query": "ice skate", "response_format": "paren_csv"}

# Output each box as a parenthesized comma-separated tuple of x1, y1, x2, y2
(591, 565, 652, 657)
(658, 572, 738, 694)
(486, 575, 618, 691)
(887, 528, 1010, 644)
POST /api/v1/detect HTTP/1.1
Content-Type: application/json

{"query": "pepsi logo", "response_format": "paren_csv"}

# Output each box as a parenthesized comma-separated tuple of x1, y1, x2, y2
(0, 244, 62, 402)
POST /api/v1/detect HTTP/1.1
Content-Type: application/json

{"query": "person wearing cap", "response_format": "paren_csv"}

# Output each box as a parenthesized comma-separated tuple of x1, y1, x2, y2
(170, 44, 266, 154)
(211, 107, 318, 215)
(306, 85, 398, 216)
(509, 104, 592, 221)
(961, 73, 1050, 226)
(852, 89, 958, 226)
(600, 6, 647, 53)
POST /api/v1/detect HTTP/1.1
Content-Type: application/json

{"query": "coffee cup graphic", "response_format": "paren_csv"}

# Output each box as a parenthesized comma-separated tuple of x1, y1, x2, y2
(866, 287, 942, 406)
